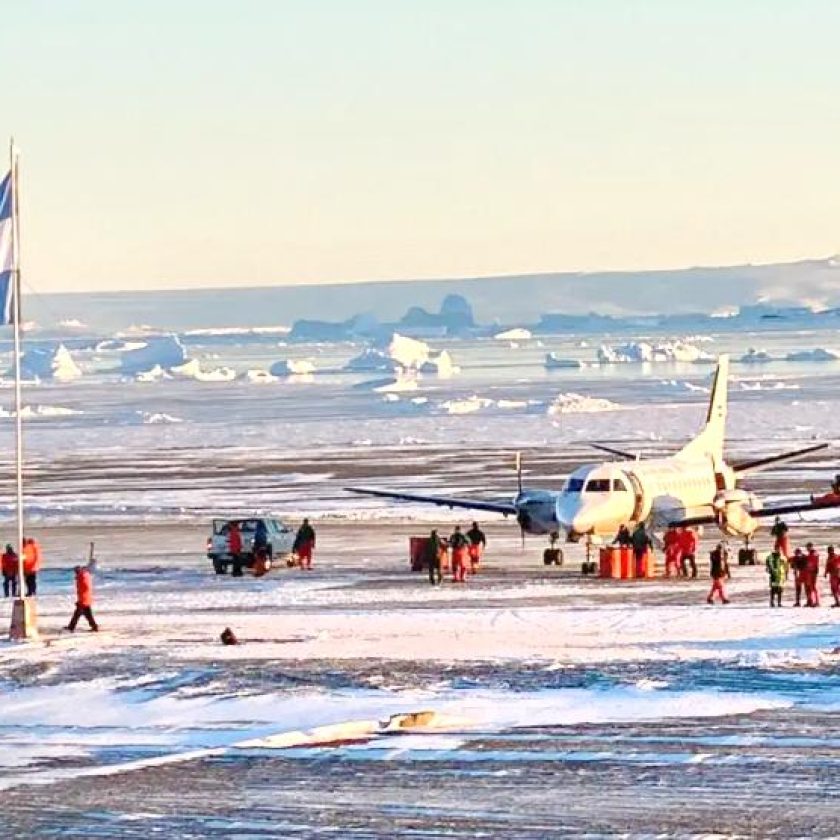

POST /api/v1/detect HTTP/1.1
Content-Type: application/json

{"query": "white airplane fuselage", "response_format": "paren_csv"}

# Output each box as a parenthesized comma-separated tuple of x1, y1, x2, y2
(555, 456, 733, 540)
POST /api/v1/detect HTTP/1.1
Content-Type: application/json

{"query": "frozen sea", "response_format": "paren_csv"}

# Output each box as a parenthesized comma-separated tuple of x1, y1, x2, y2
(0, 307, 839, 836)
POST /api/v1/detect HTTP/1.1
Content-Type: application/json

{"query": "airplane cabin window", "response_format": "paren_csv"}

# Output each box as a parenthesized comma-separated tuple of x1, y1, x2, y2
(585, 479, 611, 492)
(613, 479, 628, 491)
(566, 478, 585, 493)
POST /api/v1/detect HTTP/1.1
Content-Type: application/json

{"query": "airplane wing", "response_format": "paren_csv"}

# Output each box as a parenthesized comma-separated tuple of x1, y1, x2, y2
(589, 443, 637, 460)
(668, 494, 840, 528)
(731, 442, 829, 474)
(344, 487, 518, 516)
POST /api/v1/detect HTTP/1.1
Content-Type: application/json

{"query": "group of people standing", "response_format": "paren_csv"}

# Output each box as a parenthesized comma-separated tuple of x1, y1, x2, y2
(765, 531, 840, 608)
(1, 536, 99, 631)
(425, 523, 486, 585)
(1, 537, 42, 598)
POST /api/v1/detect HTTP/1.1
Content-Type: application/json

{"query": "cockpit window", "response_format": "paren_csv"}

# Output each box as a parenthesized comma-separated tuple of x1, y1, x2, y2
(585, 479, 611, 492)
(613, 478, 628, 491)
(565, 478, 584, 493)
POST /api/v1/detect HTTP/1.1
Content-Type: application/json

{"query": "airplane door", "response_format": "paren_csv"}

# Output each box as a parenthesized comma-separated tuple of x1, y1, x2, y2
(626, 472, 646, 522)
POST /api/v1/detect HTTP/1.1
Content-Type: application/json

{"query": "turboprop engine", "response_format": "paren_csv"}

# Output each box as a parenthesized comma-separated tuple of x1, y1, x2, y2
(514, 490, 559, 535)
(711, 489, 762, 537)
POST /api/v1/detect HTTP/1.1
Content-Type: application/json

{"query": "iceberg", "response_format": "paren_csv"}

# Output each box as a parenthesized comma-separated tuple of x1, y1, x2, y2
(598, 341, 712, 364)
(16, 344, 82, 382)
(0, 404, 82, 419)
(785, 348, 839, 362)
(544, 353, 583, 370)
(345, 333, 455, 377)
(269, 359, 317, 376)
(419, 350, 457, 378)
(547, 392, 623, 414)
(135, 364, 171, 383)
(120, 335, 187, 375)
(739, 348, 773, 364)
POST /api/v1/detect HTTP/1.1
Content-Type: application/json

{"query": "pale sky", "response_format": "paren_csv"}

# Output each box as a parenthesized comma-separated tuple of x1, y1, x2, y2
(4, 0, 840, 293)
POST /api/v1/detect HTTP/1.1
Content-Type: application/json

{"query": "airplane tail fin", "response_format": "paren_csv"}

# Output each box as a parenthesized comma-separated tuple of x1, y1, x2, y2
(677, 354, 729, 462)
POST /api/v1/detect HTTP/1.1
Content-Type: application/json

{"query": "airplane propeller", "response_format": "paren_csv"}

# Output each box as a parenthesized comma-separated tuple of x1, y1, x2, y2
(515, 451, 525, 549)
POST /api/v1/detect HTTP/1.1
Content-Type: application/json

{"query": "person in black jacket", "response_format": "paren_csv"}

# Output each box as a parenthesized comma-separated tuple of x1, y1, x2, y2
(426, 530, 442, 585)
(294, 519, 316, 570)
(707, 543, 731, 604)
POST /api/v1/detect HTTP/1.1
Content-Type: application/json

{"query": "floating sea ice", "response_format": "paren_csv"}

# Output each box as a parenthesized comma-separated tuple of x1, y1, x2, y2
(493, 327, 532, 340)
(598, 340, 712, 364)
(139, 411, 183, 424)
(440, 395, 495, 415)
(242, 369, 278, 384)
(545, 353, 583, 369)
(169, 359, 236, 382)
(345, 333, 432, 372)
(16, 344, 82, 381)
(0, 404, 82, 419)
(547, 392, 623, 414)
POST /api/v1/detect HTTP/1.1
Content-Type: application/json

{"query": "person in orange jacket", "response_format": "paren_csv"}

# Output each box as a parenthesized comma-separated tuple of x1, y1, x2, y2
(449, 525, 469, 583)
(22, 537, 41, 597)
(804, 542, 821, 607)
(825, 545, 840, 608)
(2, 544, 18, 598)
(67, 564, 98, 632)
(663, 526, 683, 578)
(679, 527, 698, 578)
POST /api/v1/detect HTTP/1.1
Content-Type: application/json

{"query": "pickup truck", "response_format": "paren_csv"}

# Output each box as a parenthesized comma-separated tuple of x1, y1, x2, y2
(207, 517, 296, 575)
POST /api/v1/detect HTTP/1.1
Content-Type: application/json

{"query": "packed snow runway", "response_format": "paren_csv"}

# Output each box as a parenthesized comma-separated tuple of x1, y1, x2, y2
(2, 520, 840, 836)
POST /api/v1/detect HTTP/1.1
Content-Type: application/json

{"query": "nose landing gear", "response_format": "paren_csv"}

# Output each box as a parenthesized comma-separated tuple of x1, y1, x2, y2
(580, 535, 598, 576)
(738, 535, 757, 566)
(543, 531, 564, 566)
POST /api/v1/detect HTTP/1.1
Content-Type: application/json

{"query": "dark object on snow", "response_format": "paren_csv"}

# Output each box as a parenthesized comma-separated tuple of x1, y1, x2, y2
(220, 627, 239, 646)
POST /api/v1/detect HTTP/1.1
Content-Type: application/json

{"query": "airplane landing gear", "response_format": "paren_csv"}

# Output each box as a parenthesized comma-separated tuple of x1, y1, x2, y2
(580, 536, 598, 575)
(543, 532, 564, 566)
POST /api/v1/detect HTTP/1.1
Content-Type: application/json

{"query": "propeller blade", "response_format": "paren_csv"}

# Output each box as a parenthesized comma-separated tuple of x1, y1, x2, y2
(515, 451, 523, 495)
(520, 525, 526, 550)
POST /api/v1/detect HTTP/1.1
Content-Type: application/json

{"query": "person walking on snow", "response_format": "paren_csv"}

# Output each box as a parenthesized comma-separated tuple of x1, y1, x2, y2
(679, 527, 698, 578)
(66, 564, 98, 632)
(294, 518, 316, 570)
(2, 544, 18, 597)
(825, 545, 840, 608)
(449, 525, 469, 583)
(466, 522, 486, 573)
(426, 529, 442, 586)
(765, 548, 788, 608)
(227, 522, 244, 576)
(804, 542, 821, 607)
(707, 543, 731, 604)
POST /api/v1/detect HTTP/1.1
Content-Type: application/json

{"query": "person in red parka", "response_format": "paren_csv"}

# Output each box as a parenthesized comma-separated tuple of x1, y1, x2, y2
(67, 565, 98, 632)
(679, 527, 698, 578)
(2, 544, 18, 598)
(663, 527, 683, 578)
(227, 522, 244, 576)
(804, 542, 821, 607)
(824, 545, 840, 608)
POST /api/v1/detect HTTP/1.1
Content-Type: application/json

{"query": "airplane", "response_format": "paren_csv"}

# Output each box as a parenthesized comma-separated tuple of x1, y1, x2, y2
(345, 355, 840, 547)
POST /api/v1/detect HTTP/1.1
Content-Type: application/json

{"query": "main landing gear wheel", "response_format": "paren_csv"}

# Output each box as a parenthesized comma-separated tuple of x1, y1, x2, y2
(543, 548, 564, 566)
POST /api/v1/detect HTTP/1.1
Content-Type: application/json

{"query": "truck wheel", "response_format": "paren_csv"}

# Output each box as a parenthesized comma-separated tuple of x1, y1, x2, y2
(554, 550, 564, 567)
(213, 559, 227, 575)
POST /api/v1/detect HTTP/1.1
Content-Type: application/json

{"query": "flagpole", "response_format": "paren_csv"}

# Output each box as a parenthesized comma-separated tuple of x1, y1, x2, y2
(10, 138, 24, 599)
